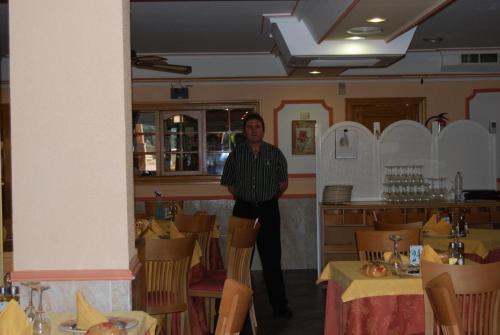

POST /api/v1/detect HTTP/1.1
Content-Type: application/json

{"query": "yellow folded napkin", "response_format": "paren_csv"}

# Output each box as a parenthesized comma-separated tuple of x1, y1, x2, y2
(151, 218, 169, 236)
(421, 244, 443, 264)
(169, 223, 185, 239)
(0, 300, 32, 335)
(422, 214, 451, 235)
(383, 252, 410, 266)
(76, 290, 108, 330)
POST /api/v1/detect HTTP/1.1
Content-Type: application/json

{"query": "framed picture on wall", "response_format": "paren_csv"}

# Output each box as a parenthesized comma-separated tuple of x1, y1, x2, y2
(292, 120, 316, 155)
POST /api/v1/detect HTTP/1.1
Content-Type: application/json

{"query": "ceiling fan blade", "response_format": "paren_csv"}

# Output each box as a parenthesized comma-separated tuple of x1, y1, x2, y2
(136, 55, 166, 62)
(135, 63, 192, 75)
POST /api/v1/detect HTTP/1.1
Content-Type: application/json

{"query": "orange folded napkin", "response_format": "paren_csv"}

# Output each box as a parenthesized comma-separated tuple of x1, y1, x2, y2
(422, 214, 452, 235)
(0, 300, 32, 335)
(421, 244, 444, 264)
(76, 290, 108, 330)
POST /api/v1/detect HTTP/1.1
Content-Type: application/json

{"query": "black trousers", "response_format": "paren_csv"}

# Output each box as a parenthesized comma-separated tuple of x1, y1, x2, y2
(233, 198, 288, 310)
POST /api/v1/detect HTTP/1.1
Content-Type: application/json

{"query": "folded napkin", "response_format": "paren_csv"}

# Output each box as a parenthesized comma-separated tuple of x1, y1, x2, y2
(151, 218, 169, 236)
(0, 300, 32, 335)
(383, 252, 410, 266)
(76, 290, 108, 330)
(421, 244, 443, 264)
(422, 214, 451, 235)
(170, 223, 185, 239)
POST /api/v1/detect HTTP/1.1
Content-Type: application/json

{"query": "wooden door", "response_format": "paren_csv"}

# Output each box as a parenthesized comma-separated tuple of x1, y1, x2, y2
(346, 97, 426, 133)
(0, 105, 10, 240)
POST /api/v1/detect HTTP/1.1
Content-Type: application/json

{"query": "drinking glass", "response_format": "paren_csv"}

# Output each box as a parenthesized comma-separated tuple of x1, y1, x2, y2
(32, 285, 51, 335)
(21, 281, 39, 323)
(388, 235, 403, 274)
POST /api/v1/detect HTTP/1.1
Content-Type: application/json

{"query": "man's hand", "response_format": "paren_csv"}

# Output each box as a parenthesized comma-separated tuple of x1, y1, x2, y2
(226, 186, 236, 198)
(278, 181, 288, 197)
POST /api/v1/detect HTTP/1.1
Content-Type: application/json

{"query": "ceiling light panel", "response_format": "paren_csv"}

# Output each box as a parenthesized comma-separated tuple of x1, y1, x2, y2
(322, 0, 451, 42)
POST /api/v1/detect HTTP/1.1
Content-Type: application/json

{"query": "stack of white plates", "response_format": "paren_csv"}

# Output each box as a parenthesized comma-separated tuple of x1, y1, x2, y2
(322, 184, 353, 204)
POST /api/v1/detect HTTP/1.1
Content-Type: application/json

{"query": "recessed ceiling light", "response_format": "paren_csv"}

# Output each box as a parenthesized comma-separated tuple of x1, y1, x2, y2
(309, 70, 322, 75)
(422, 37, 443, 43)
(345, 36, 366, 40)
(366, 17, 386, 23)
(347, 26, 382, 35)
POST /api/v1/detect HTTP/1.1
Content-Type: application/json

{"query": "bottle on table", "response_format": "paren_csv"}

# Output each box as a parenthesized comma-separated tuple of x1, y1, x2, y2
(454, 171, 463, 202)
(154, 190, 163, 220)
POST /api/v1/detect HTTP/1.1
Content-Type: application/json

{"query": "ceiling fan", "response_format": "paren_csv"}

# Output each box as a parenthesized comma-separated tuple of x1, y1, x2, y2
(131, 50, 192, 75)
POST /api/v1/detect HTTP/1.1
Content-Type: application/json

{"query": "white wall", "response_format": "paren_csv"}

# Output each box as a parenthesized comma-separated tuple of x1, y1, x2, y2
(10, 0, 133, 271)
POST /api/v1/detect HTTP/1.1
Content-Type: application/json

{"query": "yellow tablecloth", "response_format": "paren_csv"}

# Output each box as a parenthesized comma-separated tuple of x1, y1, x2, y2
(317, 261, 423, 302)
(423, 228, 500, 258)
(49, 311, 156, 335)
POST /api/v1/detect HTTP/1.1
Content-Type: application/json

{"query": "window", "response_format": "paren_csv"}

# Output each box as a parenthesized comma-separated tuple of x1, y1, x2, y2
(133, 102, 258, 177)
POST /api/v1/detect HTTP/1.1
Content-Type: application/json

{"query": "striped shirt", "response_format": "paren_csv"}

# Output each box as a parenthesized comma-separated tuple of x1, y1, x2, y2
(221, 141, 288, 202)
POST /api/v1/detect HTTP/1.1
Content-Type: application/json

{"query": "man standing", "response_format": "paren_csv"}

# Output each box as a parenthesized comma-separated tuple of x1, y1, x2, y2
(221, 113, 292, 318)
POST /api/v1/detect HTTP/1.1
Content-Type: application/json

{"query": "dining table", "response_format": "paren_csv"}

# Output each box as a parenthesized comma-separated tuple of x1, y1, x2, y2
(50, 310, 157, 335)
(318, 261, 426, 335)
(422, 228, 500, 263)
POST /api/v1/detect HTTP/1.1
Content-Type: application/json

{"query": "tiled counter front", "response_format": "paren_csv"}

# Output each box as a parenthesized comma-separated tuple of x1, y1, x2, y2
(184, 198, 317, 270)
(320, 201, 500, 268)
(17, 280, 131, 313)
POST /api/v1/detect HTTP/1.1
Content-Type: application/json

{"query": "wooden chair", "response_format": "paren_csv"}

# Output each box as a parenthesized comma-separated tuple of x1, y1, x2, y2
(225, 216, 257, 265)
(189, 223, 260, 335)
(374, 221, 423, 243)
(421, 260, 500, 335)
(355, 229, 420, 261)
(372, 210, 404, 225)
(136, 237, 196, 335)
(215, 279, 253, 335)
(175, 213, 215, 270)
(374, 221, 423, 231)
(425, 272, 464, 335)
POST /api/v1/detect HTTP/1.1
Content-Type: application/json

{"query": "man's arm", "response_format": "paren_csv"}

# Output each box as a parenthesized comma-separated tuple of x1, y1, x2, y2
(276, 148, 288, 198)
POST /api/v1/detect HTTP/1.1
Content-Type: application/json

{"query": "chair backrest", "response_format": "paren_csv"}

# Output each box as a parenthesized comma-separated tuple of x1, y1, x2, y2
(355, 229, 420, 261)
(226, 224, 260, 286)
(421, 260, 500, 335)
(175, 213, 215, 269)
(425, 272, 464, 335)
(374, 222, 423, 243)
(215, 279, 253, 335)
(137, 237, 196, 315)
(374, 221, 423, 231)
(224, 216, 256, 264)
(372, 210, 404, 225)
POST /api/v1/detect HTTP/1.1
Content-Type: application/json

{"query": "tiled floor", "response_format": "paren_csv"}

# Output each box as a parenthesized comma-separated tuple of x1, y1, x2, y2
(246, 269, 326, 335)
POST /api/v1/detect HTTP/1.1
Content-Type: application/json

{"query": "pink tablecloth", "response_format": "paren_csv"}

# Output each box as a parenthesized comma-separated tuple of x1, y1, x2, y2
(324, 280, 425, 335)
(465, 248, 500, 264)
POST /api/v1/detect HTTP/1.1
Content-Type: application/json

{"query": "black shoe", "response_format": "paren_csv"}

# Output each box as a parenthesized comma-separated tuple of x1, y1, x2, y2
(273, 306, 293, 318)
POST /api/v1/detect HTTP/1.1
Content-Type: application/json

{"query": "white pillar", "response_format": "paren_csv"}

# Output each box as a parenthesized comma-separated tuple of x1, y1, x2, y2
(9, 0, 133, 311)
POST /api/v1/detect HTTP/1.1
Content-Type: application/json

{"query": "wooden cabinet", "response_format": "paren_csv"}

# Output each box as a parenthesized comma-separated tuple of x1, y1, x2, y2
(319, 201, 500, 268)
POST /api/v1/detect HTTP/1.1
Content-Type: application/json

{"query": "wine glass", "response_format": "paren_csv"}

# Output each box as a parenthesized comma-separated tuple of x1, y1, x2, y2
(388, 235, 403, 274)
(32, 285, 51, 335)
(21, 281, 39, 323)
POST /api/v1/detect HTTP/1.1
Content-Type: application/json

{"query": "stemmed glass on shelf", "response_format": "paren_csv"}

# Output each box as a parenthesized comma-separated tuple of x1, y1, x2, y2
(21, 281, 40, 323)
(32, 284, 51, 335)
